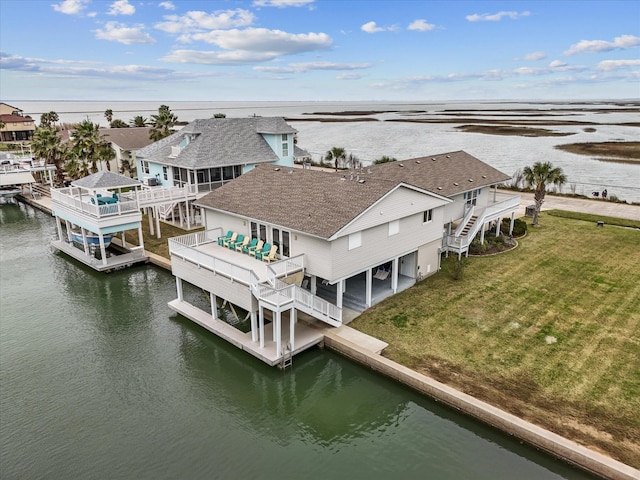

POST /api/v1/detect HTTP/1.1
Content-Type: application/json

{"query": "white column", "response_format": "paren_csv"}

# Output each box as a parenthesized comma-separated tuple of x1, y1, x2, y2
(392, 257, 399, 293)
(138, 226, 145, 251)
(155, 206, 161, 239)
(99, 233, 108, 266)
(148, 207, 155, 236)
(275, 310, 282, 358)
(186, 201, 192, 230)
(250, 311, 258, 342)
(336, 280, 343, 309)
(365, 269, 372, 308)
(210, 293, 218, 320)
(310, 275, 317, 295)
(509, 212, 515, 236)
(480, 224, 486, 244)
(289, 307, 296, 352)
(495, 217, 501, 236)
(176, 277, 183, 301)
(259, 305, 265, 348)
(81, 228, 90, 256)
(55, 217, 63, 242)
(65, 220, 73, 242)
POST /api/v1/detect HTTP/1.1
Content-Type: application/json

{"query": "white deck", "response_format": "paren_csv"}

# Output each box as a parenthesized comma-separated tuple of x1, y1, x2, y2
(52, 240, 147, 272)
(168, 299, 325, 366)
(195, 241, 272, 283)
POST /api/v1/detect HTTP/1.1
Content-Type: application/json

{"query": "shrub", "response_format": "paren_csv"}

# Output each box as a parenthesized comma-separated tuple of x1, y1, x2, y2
(502, 218, 527, 237)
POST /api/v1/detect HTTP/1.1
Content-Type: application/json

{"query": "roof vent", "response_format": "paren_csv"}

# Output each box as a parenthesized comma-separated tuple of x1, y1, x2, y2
(432, 157, 436, 161)
(453, 182, 459, 186)
(437, 187, 443, 190)
(399, 163, 404, 167)
(482, 175, 487, 179)
(469, 178, 474, 182)
(416, 160, 421, 164)
(274, 167, 280, 171)
(446, 155, 451, 158)
(358, 179, 366, 184)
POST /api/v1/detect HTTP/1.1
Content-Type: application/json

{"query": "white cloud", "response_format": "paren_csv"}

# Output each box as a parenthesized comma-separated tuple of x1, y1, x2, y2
(563, 35, 640, 55)
(466, 11, 531, 22)
(184, 28, 332, 55)
(161, 49, 277, 65)
(254, 61, 372, 73)
(337, 73, 366, 80)
(158, 1, 175, 10)
(253, 0, 314, 6)
(52, 0, 89, 15)
(95, 22, 156, 44)
(595, 59, 640, 71)
(155, 9, 255, 34)
(361, 21, 397, 34)
(408, 19, 436, 32)
(548, 60, 567, 68)
(522, 52, 546, 61)
(108, 0, 135, 16)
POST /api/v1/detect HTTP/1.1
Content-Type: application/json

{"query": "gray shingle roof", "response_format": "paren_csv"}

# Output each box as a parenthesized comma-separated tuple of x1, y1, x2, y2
(196, 151, 511, 238)
(72, 171, 142, 189)
(370, 150, 511, 197)
(99, 127, 154, 150)
(135, 117, 297, 170)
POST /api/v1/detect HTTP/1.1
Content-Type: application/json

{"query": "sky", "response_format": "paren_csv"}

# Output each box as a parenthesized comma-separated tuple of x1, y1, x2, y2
(1, 0, 639, 102)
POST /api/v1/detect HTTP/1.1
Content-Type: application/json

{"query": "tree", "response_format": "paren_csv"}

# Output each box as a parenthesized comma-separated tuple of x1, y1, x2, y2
(374, 155, 397, 164)
(130, 115, 149, 127)
(70, 120, 103, 174)
(40, 111, 59, 129)
(110, 119, 129, 128)
(522, 161, 567, 226)
(31, 126, 68, 185)
(149, 105, 178, 141)
(104, 109, 113, 125)
(325, 146, 346, 172)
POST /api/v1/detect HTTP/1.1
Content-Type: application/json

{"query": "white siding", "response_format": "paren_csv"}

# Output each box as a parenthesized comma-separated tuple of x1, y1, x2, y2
(172, 259, 257, 311)
(417, 238, 441, 279)
(204, 210, 251, 238)
(339, 186, 448, 237)
(290, 232, 332, 279)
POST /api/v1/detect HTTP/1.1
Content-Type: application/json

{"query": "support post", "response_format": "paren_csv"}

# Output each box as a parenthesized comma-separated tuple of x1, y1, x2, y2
(365, 269, 372, 308)
(392, 257, 399, 293)
(99, 233, 108, 266)
(289, 307, 296, 352)
(310, 275, 317, 295)
(509, 212, 515, 236)
(210, 292, 218, 320)
(495, 217, 501, 236)
(155, 206, 161, 239)
(250, 311, 258, 342)
(259, 305, 265, 348)
(336, 280, 343, 309)
(275, 310, 282, 358)
(176, 277, 183, 301)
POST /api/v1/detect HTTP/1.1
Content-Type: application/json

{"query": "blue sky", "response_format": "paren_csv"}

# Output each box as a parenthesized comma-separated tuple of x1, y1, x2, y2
(1, 0, 638, 101)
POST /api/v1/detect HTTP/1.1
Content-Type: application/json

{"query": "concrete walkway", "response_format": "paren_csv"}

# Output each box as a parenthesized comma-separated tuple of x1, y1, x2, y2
(508, 190, 640, 221)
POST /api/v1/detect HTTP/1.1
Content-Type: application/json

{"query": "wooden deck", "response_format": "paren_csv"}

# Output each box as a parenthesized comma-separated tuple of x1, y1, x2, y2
(168, 299, 325, 367)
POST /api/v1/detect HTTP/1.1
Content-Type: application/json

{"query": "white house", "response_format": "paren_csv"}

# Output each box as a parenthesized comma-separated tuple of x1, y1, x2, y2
(166, 150, 520, 366)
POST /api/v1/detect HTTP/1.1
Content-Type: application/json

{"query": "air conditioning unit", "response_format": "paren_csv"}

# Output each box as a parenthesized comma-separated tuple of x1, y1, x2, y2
(143, 176, 158, 186)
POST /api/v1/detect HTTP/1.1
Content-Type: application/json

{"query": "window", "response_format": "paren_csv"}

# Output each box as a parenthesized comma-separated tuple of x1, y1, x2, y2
(388, 220, 400, 236)
(142, 161, 150, 174)
(163, 166, 168, 181)
(348, 232, 362, 250)
(464, 189, 481, 206)
(423, 209, 433, 223)
(281, 134, 289, 157)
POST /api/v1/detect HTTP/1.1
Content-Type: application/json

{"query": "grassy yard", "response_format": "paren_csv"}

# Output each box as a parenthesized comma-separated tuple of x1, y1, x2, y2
(351, 212, 640, 467)
(125, 214, 203, 258)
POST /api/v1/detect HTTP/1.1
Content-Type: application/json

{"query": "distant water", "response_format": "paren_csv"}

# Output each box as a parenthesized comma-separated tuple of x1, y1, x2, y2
(11, 100, 640, 203)
(0, 202, 598, 479)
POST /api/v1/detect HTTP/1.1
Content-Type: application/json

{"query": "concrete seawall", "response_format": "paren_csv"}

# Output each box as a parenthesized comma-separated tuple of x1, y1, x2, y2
(323, 330, 639, 480)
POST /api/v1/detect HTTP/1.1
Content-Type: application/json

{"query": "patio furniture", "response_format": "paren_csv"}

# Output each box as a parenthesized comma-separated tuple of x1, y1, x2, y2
(374, 267, 390, 280)
(218, 230, 232, 246)
(253, 242, 271, 259)
(247, 240, 264, 257)
(261, 245, 278, 263)
(222, 232, 238, 248)
(230, 234, 247, 250)
(240, 237, 257, 253)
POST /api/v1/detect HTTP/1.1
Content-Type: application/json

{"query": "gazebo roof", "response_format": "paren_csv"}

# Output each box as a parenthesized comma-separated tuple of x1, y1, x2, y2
(72, 171, 142, 190)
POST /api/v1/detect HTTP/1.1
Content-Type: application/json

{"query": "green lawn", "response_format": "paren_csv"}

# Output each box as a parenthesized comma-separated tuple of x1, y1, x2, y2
(125, 214, 203, 258)
(351, 212, 640, 467)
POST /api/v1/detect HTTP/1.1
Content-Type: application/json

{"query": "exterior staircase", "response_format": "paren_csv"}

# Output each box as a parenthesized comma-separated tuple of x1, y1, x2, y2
(459, 215, 477, 236)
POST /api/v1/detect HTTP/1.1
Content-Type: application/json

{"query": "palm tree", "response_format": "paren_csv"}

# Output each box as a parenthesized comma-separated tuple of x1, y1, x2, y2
(522, 161, 567, 226)
(70, 120, 103, 174)
(325, 146, 346, 172)
(31, 126, 68, 185)
(109, 119, 129, 128)
(104, 109, 113, 125)
(149, 105, 178, 141)
(39, 111, 59, 129)
(130, 115, 149, 127)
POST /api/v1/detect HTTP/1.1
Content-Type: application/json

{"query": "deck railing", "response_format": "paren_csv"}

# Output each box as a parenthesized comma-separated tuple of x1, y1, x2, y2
(265, 254, 305, 284)
(51, 188, 139, 218)
(137, 185, 197, 206)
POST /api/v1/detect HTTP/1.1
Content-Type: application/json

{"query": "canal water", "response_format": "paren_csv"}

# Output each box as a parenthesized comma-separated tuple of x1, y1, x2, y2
(0, 202, 597, 480)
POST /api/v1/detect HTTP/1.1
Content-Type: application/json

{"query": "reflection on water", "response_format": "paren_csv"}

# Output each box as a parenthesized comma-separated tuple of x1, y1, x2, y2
(0, 204, 598, 480)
